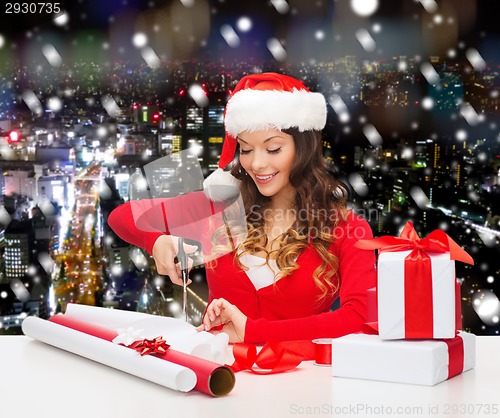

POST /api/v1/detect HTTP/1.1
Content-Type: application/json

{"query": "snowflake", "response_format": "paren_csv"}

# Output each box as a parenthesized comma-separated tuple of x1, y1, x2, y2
(356, 29, 376, 52)
(267, 38, 287, 61)
(351, 0, 378, 16)
(220, 25, 240, 48)
(237, 17, 252, 32)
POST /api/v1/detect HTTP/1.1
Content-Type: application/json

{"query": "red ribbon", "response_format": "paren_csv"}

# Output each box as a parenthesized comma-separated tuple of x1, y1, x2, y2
(356, 222, 473, 339)
(313, 341, 332, 366)
(365, 280, 464, 332)
(229, 340, 316, 374)
(444, 335, 465, 379)
(128, 336, 170, 356)
(405, 245, 434, 338)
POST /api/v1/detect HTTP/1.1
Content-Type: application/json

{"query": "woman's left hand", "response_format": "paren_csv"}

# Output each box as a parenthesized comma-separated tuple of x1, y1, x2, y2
(196, 298, 247, 343)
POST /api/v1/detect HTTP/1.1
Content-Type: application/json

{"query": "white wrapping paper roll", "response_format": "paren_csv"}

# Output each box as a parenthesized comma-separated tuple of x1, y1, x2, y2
(64, 304, 228, 364)
(65, 303, 152, 328)
(22, 316, 196, 393)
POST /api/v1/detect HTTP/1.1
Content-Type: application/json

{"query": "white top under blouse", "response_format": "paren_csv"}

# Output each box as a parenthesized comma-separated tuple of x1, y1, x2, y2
(239, 253, 279, 291)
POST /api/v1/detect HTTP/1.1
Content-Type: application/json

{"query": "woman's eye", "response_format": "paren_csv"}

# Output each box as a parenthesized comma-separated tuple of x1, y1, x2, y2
(240, 149, 252, 155)
(268, 148, 281, 154)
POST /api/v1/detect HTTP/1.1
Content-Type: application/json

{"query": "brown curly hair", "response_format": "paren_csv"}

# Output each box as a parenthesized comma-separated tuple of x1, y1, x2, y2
(225, 128, 348, 299)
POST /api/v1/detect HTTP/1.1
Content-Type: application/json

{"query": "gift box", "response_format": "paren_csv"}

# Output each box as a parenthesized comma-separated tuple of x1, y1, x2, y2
(357, 222, 473, 340)
(331, 331, 475, 386)
(365, 280, 463, 334)
(378, 250, 457, 339)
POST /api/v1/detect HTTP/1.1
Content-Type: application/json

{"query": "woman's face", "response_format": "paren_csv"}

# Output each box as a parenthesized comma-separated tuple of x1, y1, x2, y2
(237, 129, 296, 201)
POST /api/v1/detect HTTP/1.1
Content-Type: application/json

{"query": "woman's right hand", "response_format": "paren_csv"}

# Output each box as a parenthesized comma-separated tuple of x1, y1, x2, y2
(151, 235, 197, 286)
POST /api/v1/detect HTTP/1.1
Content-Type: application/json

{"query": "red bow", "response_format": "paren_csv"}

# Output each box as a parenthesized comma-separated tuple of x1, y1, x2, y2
(229, 340, 316, 374)
(355, 222, 473, 265)
(129, 336, 170, 356)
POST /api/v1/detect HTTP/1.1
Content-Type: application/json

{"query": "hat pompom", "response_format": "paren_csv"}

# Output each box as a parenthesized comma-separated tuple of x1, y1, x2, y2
(203, 168, 241, 201)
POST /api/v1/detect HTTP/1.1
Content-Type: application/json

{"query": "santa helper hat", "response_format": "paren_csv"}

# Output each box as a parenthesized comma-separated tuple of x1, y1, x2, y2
(203, 72, 327, 201)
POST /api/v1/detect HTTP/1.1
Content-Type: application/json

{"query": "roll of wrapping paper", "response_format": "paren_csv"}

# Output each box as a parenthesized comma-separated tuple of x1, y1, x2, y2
(49, 314, 235, 397)
(22, 316, 196, 393)
(62, 303, 228, 365)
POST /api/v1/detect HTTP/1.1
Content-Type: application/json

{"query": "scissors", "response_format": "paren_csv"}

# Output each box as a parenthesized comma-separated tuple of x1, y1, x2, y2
(177, 237, 189, 322)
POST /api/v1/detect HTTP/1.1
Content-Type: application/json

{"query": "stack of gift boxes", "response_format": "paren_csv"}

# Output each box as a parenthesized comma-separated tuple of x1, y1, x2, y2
(331, 222, 476, 386)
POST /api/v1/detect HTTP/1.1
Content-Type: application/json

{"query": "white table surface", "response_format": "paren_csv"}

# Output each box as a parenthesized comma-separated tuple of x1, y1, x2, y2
(1, 336, 499, 418)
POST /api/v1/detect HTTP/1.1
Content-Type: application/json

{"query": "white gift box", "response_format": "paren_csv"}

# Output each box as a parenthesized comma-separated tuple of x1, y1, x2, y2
(378, 250, 456, 339)
(331, 332, 475, 386)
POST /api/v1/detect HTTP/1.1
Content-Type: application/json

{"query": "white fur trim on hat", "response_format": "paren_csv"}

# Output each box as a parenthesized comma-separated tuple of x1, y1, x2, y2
(203, 168, 241, 201)
(225, 88, 327, 136)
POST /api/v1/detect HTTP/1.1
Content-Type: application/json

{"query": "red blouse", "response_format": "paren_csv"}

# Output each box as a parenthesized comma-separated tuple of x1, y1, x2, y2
(108, 192, 376, 343)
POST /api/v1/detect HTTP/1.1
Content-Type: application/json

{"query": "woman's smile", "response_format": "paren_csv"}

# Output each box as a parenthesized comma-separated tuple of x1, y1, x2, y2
(254, 172, 279, 184)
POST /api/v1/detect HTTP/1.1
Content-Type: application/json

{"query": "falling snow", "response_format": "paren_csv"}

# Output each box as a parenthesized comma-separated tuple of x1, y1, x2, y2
(101, 95, 122, 118)
(188, 84, 209, 107)
(42, 44, 63, 67)
(10, 279, 30, 302)
(348, 173, 369, 196)
(271, 0, 290, 15)
(220, 25, 240, 48)
(356, 29, 376, 52)
(466, 48, 487, 71)
(363, 124, 383, 147)
(330, 95, 350, 123)
(132, 33, 148, 49)
(267, 38, 287, 61)
(420, 62, 440, 85)
(350, 0, 379, 17)
(140, 47, 161, 69)
(237, 17, 252, 32)
(53, 12, 69, 26)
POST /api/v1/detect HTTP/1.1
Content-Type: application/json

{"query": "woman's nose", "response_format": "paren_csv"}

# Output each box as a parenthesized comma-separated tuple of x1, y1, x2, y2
(250, 150, 268, 172)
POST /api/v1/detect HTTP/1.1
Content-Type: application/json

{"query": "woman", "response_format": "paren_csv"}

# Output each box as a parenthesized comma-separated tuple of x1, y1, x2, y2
(108, 72, 376, 343)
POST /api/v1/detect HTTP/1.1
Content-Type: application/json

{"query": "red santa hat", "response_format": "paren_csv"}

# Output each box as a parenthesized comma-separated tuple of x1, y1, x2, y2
(203, 72, 327, 201)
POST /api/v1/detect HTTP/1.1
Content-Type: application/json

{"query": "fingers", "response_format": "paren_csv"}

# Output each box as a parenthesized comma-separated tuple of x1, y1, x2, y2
(171, 236, 198, 255)
(152, 235, 176, 276)
(183, 243, 198, 254)
(202, 298, 231, 331)
(174, 263, 192, 285)
(151, 235, 196, 286)
(197, 299, 246, 343)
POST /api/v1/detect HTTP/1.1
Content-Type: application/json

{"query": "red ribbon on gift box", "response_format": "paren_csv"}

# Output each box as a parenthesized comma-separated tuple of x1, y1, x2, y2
(445, 335, 465, 379)
(366, 279, 464, 332)
(356, 222, 473, 339)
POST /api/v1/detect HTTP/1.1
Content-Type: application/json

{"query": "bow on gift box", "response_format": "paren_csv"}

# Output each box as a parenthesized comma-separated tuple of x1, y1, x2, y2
(356, 222, 474, 264)
(129, 336, 170, 356)
(356, 222, 474, 339)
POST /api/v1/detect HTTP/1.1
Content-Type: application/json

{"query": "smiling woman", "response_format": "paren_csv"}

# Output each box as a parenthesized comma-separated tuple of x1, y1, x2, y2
(108, 72, 376, 344)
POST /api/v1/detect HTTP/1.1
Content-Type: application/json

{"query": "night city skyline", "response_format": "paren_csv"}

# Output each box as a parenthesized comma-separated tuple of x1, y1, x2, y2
(0, 0, 499, 336)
